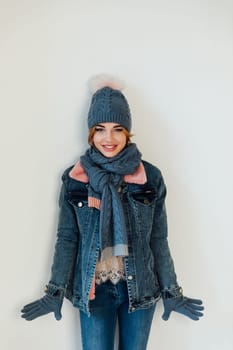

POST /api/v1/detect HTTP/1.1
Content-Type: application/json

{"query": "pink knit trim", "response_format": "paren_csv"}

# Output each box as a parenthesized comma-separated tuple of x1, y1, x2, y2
(69, 161, 89, 183)
(88, 197, 101, 209)
(124, 162, 147, 184)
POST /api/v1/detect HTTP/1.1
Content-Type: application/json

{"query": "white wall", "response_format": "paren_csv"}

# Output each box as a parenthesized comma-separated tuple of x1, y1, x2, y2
(1, 0, 232, 349)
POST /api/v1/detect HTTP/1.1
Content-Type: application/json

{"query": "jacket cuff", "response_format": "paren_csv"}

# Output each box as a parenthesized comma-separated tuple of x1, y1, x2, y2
(44, 283, 65, 299)
(161, 286, 183, 299)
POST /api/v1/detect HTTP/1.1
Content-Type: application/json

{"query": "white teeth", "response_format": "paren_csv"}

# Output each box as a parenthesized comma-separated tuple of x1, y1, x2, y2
(103, 145, 116, 149)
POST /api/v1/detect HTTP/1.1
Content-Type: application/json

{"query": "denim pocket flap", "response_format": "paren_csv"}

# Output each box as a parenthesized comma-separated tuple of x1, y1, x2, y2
(131, 188, 156, 204)
(68, 190, 88, 207)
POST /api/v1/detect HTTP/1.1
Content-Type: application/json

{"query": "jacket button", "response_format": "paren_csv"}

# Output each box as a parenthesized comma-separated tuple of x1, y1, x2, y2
(128, 275, 133, 281)
(78, 201, 83, 208)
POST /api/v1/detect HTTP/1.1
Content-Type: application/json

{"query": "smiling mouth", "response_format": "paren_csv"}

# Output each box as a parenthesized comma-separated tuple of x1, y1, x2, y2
(102, 145, 118, 151)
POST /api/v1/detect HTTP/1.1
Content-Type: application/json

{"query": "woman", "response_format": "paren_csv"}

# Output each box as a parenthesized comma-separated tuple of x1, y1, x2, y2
(21, 75, 204, 350)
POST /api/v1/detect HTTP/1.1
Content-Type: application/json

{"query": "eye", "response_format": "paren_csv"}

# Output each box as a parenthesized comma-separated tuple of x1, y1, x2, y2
(114, 127, 124, 132)
(95, 127, 104, 132)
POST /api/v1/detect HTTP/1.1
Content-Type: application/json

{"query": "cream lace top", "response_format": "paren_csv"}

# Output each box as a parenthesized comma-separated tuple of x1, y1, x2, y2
(95, 256, 126, 285)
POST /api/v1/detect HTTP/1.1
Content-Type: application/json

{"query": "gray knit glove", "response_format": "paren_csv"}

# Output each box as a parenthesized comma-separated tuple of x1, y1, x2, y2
(21, 286, 64, 321)
(162, 287, 204, 321)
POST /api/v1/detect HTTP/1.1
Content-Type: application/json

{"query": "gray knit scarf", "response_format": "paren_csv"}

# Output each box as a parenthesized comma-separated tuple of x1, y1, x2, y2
(80, 143, 142, 261)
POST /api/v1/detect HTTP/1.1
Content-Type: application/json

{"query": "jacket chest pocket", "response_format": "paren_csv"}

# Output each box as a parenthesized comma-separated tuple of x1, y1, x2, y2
(125, 188, 156, 237)
(68, 190, 90, 230)
(68, 190, 88, 208)
(129, 188, 157, 207)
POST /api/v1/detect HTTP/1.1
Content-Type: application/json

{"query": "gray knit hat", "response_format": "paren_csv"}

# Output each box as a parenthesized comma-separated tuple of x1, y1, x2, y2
(87, 74, 132, 131)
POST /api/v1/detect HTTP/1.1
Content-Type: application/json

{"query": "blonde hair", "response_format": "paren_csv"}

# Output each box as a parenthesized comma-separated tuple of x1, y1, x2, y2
(88, 126, 133, 146)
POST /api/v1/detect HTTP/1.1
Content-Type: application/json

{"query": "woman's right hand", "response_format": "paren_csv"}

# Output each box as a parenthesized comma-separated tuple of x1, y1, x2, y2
(21, 293, 64, 321)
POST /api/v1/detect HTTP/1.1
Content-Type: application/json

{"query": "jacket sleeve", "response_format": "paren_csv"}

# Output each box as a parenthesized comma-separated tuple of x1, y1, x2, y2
(46, 180, 79, 295)
(150, 172, 181, 295)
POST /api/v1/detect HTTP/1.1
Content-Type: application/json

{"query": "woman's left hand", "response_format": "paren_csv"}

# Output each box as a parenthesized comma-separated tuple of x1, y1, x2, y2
(162, 295, 204, 321)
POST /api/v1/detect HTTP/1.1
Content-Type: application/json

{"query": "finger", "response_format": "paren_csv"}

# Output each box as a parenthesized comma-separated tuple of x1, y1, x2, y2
(21, 305, 41, 316)
(22, 309, 48, 321)
(22, 313, 39, 321)
(185, 305, 204, 317)
(186, 303, 204, 311)
(27, 309, 49, 320)
(162, 309, 171, 321)
(21, 301, 40, 312)
(54, 310, 62, 321)
(186, 298, 203, 305)
(21, 306, 43, 319)
(180, 308, 200, 321)
(187, 309, 204, 318)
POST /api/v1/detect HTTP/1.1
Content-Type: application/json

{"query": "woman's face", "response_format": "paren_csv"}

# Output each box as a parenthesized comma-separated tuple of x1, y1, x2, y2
(93, 122, 127, 158)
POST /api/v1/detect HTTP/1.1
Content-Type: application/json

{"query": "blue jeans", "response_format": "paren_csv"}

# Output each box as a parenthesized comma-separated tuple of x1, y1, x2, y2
(79, 280, 156, 350)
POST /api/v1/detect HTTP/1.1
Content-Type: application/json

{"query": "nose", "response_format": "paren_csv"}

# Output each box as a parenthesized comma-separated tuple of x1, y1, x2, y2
(105, 130, 114, 143)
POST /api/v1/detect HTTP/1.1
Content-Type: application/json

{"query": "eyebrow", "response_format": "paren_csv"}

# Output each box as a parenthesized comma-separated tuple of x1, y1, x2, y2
(96, 124, 122, 128)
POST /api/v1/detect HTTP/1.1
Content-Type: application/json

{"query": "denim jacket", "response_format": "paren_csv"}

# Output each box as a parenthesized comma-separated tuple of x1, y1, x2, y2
(46, 160, 181, 316)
